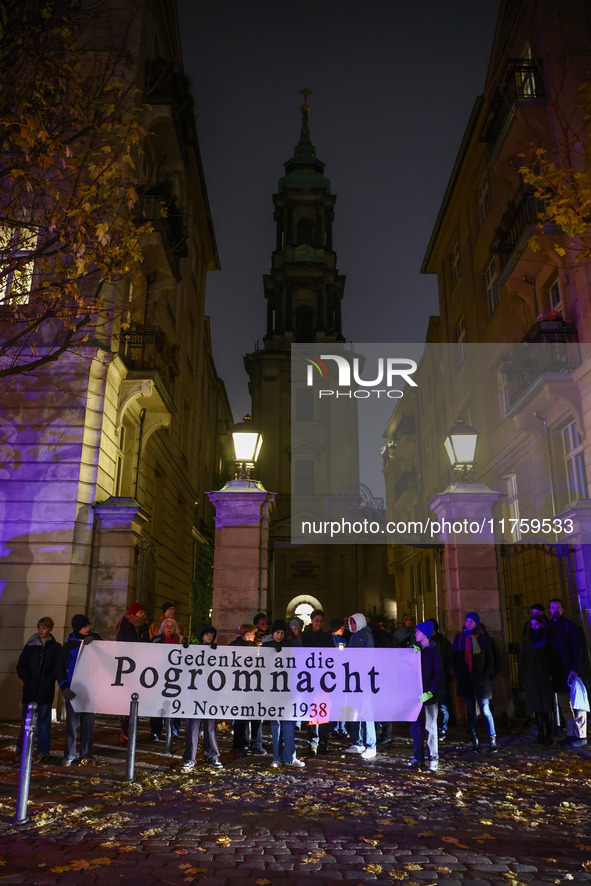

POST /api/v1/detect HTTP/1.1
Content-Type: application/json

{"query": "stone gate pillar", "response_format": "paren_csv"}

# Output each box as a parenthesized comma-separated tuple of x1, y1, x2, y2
(207, 479, 276, 644)
(428, 482, 513, 722)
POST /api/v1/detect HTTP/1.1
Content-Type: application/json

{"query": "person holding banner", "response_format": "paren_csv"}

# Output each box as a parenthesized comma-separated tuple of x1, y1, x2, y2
(263, 619, 306, 769)
(116, 602, 149, 744)
(302, 609, 333, 755)
(345, 612, 377, 760)
(58, 614, 102, 766)
(182, 624, 223, 771)
(230, 624, 267, 756)
(407, 620, 442, 771)
(150, 617, 183, 741)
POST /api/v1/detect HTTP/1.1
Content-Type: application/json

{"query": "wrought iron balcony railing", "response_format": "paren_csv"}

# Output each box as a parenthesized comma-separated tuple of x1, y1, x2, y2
(481, 59, 546, 144)
(136, 183, 188, 280)
(119, 326, 179, 398)
(502, 338, 581, 412)
(490, 187, 545, 271)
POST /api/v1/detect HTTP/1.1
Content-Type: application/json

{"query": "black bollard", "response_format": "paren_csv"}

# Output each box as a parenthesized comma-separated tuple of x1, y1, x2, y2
(125, 693, 140, 782)
(165, 717, 173, 754)
(14, 701, 38, 824)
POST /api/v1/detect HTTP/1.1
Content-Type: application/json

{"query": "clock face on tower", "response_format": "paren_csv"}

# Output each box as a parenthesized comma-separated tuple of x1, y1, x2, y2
(295, 244, 316, 262)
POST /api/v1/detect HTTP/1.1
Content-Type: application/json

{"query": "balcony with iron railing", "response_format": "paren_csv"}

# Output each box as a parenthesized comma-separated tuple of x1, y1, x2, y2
(502, 338, 581, 414)
(490, 187, 546, 279)
(135, 183, 188, 281)
(481, 59, 547, 147)
(144, 59, 194, 152)
(119, 326, 179, 403)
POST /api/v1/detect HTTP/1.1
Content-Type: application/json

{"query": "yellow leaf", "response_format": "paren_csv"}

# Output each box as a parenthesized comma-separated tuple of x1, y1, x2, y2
(216, 835, 231, 847)
(388, 873, 408, 881)
(256, 880, 272, 885)
(365, 864, 383, 874)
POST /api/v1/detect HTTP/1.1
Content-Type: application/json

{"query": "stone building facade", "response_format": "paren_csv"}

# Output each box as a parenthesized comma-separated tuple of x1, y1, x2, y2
(0, 1, 232, 717)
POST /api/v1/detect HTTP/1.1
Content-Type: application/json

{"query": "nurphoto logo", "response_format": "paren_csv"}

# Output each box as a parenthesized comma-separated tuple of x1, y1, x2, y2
(305, 353, 418, 399)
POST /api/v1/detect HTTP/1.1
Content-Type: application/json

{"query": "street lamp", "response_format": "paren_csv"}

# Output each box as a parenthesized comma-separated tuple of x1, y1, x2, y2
(232, 414, 263, 479)
(444, 418, 479, 479)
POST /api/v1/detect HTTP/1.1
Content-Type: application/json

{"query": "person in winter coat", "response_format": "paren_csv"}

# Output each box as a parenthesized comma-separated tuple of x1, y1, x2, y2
(116, 602, 149, 743)
(345, 612, 377, 759)
(451, 611, 498, 753)
(392, 613, 415, 648)
(519, 614, 558, 745)
(16, 617, 62, 762)
(548, 598, 589, 747)
(150, 618, 183, 740)
(431, 619, 453, 740)
(229, 624, 265, 756)
(263, 619, 305, 768)
(287, 616, 304, 646)
(182, 624, 223, 771)
(116, 602, 149, 643)
(407, 620, 443, 771)
(57, 614, 102, 766)
(302, 609, 333, 755)
(149, 602, 186, 641)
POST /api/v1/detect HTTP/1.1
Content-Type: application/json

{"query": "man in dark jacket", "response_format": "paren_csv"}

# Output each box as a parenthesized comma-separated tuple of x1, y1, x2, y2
(408, 620, 443, 771)
(548, 598, 588, 747)
(451, 611, 498, 753)
(116, 602, 149, 743)
(392, 613, 414, 648)
(57, 614, 102, 766)
(16, 617, 61, 762)
(302, 610, 333, 754)
(431, 619, 453, 740)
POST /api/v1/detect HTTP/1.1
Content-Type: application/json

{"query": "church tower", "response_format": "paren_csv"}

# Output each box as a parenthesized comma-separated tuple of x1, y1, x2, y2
(244, 93, 392, 624)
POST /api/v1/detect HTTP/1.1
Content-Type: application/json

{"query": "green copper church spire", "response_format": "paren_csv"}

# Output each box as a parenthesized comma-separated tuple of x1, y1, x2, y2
(278, 88, 331, 192)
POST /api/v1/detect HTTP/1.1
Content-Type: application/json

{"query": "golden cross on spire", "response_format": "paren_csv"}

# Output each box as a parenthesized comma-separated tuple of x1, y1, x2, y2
(299, 87, 312, 102)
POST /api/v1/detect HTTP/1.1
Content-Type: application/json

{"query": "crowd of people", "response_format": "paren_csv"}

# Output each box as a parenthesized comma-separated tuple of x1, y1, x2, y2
(15, 599, 590, 772)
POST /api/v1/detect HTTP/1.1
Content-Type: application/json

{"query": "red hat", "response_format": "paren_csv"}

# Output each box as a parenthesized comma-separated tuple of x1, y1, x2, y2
(128, 602, 145, 616)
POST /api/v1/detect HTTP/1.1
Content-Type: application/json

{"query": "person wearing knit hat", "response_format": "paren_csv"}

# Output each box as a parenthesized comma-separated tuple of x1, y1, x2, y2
(57, 614, 102, 766)
(415, 620, 435, 641)
(149, 602, 185, 641)
(286, 616, 304, 646)
(115, 603, 149, 743)
(451, 612, 498, 754)
(407, 619, 443, 771)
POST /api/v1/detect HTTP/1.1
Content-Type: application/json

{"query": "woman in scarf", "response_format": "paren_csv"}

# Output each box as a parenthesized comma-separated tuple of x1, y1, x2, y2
(451, 611, 498, 753)
(519, 614, 559, 745)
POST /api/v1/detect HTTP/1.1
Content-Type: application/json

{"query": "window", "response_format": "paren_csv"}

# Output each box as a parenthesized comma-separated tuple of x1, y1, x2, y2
(505, 474, 521, 541)
(549, 279, 562, 314)
(297, 218, 312, 244)
(114, 425, 126, 496)
(477, 173, 491, 224)
(294, 460, 314, 495)
(450, 241, 461, 284)
(295, 388, 314, 422)
(485, 256, 499, 316)
(0, 224, 37, 305)
(498, 367, 509, 418)
(456, 316, 466, 366)
(562, 420, 588, 501)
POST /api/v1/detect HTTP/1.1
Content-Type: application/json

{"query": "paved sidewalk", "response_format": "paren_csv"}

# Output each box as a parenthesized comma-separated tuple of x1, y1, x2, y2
(0, 719, 590, 884)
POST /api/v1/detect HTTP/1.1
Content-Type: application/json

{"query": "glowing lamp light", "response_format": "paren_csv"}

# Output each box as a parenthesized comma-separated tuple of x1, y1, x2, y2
(444, 418, 479, 475)
(232, 414, 263, 477)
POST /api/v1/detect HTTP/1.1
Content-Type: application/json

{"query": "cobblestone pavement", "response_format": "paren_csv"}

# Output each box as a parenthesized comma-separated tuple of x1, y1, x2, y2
(0, 719, 590, 885)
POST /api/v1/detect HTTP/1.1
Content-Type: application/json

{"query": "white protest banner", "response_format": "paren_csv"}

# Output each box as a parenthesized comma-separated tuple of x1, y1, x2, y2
(71, 641, 423, 722)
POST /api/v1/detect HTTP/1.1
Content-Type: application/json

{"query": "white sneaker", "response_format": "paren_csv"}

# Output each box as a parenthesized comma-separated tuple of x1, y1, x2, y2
(285, 758, 305, 768)
(181, 760, 195, 771)
(346, 745, 365, 754)
(271, 760, 281, 768)
(361, 747, 376, 759)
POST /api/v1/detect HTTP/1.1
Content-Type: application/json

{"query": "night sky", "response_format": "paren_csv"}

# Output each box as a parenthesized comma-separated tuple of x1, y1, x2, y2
(176, 1, 501, 420)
